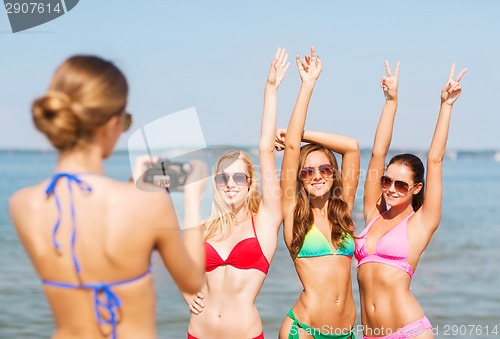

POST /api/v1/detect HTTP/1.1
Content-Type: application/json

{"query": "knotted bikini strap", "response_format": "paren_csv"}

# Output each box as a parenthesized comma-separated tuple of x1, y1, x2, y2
(45, 172, 93, 274)
(286, 308, 354, 339)
(43, 268, 151, 339)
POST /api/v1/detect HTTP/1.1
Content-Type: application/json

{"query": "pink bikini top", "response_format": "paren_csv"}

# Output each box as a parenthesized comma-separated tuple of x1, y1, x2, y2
(205, 217, 270, 275)
(354, 211, 415, 278)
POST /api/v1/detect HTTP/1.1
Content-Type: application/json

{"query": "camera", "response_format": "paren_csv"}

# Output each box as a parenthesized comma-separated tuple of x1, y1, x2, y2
(142, 159, 192, 191)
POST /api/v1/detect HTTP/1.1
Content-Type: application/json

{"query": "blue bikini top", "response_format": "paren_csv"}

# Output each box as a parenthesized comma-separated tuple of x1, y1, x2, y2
(43, 172, 150, 339)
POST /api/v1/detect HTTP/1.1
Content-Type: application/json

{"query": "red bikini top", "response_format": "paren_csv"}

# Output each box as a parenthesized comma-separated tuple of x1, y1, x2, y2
(205, 216, 270, 274)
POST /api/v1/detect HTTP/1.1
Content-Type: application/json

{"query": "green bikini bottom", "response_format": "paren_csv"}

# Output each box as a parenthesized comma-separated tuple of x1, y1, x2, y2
(287, 308, 355, 339)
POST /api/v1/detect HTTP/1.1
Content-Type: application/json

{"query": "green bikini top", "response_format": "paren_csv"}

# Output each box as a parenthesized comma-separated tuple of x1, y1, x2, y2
(296, 224, 355, 259)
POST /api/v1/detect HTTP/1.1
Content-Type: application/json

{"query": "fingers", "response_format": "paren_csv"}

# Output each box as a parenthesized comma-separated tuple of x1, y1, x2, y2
(394, 61, 400, 78)
(280, 52, 290, 72)
(381, 76, 387, 90)
(301, 58, 309, 72)
(189, 300, 204, 315)
(310, 46, 317, 63)
(448, 63, 456, 81)
(295, 54, 301, 68)
(270, 58, 277, 69)
(384, 60, 392, 77)
(274, 47, 282, 61)
(278, 48, 286, 65)
(455, 67, 468, 82)
(284, 61, 291, 73)
(189, 293, 205, 315)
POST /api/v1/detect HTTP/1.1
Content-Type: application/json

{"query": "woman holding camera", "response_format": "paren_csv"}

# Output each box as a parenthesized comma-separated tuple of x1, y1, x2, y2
(9, 55, 205, 339)
(184, 48, 289, 339)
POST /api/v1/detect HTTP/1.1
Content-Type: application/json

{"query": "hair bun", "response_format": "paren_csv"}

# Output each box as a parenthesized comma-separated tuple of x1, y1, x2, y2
(32, 91, 81, 150)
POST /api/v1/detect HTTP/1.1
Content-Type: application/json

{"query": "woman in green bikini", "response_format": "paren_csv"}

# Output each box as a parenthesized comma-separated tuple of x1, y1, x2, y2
(275, 47, 360, 339)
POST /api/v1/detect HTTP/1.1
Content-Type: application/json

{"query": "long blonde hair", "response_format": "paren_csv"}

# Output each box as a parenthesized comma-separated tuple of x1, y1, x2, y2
(290, 144, 355, 260)
(203, 150, 261, 241)
(32, 55, 128, 151)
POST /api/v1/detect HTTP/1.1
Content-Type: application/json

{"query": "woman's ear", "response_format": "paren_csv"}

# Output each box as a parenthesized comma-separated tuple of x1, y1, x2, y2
(413, 182, 423, 195)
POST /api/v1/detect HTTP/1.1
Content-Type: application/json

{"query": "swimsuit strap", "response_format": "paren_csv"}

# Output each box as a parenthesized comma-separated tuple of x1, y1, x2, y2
(251, 215, 257, 237)
(286, 308, 354, 339)
(43, 268, 151, 339)
(45, 172, 94, 274)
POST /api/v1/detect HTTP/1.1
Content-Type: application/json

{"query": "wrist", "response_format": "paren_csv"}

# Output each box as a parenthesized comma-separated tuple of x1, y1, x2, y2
(385, 99, 398, 108)
(301, 81, 316, 89)
(440, 101, 454, 109)
(265, 83, 278, 92)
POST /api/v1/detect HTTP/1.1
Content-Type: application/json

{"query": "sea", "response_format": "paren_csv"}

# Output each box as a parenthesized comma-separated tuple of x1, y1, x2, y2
(1, 149, 499, 339)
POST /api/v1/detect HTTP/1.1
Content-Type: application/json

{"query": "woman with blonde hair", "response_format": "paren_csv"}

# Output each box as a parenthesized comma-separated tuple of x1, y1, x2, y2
(277, 47, 360, 339)
(355, 62, 467, 338)
(9, 55, 205, 339)
(184, 48, 289, 339)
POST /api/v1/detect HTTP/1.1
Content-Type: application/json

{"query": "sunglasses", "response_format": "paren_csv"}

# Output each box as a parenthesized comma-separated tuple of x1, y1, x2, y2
(214, 172, 249, 187)
(122, 112, 133, 132)
(299, 164, 334, 181)
(380, 175, 417, 194)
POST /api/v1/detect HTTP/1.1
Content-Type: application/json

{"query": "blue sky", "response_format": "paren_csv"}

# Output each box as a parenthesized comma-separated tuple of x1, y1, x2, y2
(1, 0, 499, 151)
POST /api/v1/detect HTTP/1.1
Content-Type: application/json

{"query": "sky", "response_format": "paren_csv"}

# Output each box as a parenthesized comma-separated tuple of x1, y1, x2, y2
(1, 0, 499, 151)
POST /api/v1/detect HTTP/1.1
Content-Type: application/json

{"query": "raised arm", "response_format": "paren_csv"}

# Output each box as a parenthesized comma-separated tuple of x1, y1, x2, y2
(363, 61, 400, 223)
(281, 47, 322, 244)
(258, 48, 289, 233)
(415, 64, 467, 235)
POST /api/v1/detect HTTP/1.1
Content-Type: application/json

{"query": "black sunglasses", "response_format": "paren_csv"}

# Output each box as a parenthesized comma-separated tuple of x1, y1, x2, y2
(380, 175, 417, 194)
(122, 112, 133, 132)
(299, 164, 334, 181)
(214, 172, 249, 187)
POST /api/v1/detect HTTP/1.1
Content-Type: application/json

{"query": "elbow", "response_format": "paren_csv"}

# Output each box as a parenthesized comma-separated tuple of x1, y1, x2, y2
(181, 270, 205, 294)
(371, 147, 388, 157)
(284, 142, 300, 152)
(259, 145, 274, 155)
(351, 140, 360, 153)
(427, 154, 444, 165)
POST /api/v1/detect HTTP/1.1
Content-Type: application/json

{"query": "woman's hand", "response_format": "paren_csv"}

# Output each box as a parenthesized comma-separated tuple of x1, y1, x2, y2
(441, 63, 467, 106)
(266, 47, 290, 90)
(380, 60, 400, 101)
(274, 128, 287, 151)
(296, 46, 322, 84)
(187, 292, 205, 315)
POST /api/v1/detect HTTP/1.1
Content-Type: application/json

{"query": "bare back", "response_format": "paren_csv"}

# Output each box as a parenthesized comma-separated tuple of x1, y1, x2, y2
(10, 174, 184, 339)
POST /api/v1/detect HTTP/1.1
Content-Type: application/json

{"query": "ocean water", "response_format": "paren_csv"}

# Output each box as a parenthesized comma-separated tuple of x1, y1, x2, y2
(1, 150, 499, 338)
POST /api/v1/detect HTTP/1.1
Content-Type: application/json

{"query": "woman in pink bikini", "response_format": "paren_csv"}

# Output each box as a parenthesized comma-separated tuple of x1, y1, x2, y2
(184, 48, 289, 339)
(355, 61, 467, 339)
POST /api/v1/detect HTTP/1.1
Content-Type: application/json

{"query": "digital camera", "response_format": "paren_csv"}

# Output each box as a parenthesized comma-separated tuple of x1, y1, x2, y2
(142, 159, 192, 191)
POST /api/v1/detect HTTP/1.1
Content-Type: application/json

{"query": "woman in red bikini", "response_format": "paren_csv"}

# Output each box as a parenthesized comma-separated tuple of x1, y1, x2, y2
(185, 48, 289, 339)
(355, 61, 467, 339)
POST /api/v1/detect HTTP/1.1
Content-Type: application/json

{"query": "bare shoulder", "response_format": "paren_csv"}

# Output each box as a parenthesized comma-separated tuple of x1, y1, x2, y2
(9, 182, 47, 220)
